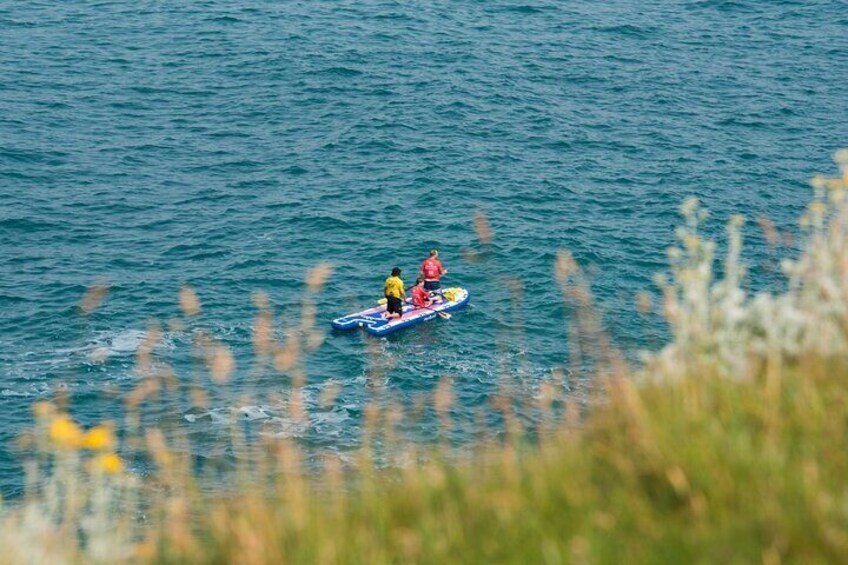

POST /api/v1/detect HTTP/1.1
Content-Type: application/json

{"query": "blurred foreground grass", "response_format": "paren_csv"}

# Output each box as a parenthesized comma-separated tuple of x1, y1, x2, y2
(3, 151, 848, 563)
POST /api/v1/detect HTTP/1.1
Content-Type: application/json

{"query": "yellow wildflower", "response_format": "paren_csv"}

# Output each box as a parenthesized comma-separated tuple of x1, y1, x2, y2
(49, 415, 84, 449)
(92, 453, 123, 475)
(83, 423, 116, 451)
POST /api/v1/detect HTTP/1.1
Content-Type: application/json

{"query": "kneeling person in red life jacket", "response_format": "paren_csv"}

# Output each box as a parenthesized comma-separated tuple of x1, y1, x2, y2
(420, 249, 448, 293)
(411, 277, 432, 309)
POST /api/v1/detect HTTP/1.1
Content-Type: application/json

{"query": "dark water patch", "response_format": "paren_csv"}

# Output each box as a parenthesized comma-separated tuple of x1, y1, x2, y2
(0, 147, 68, 165)
(208, 130, 252, 139)
(499, 5, 553, 15)
(0, 217, 61, 233)
(593, 24, 658, 40)
(193, 159, 265, 173)
(281, 165, 309, 175)
(310, 66, 365, 78)
(128, 85, 216, 97)
(688, 0, 760, 13)
(205, 15, 244, 24)
(175, 190, 247, 206)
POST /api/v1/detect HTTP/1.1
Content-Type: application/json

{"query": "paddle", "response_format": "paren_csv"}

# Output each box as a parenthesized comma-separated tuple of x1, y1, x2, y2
(419, 303, 451, 320)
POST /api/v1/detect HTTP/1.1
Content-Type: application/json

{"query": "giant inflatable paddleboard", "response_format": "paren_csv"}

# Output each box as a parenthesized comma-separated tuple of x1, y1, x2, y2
(331, 287, 469, 336)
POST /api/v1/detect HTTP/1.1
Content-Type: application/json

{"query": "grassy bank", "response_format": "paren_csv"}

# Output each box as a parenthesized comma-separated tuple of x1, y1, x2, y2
(2, 151, 848, 563)
(168, 359, 848, 563)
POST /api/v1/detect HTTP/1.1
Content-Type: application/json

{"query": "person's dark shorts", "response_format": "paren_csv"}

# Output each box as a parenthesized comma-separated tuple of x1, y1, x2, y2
(386, 295, 404, 316)
(423, 280, 441, 291)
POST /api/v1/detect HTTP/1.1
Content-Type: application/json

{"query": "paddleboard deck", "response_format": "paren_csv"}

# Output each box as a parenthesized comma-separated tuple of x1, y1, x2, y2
(331, 287, 469, 336)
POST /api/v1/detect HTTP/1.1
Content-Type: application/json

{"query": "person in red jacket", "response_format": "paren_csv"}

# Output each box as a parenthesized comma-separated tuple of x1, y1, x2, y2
(420, 249, 447, 292)
(411, 277, 432, 309)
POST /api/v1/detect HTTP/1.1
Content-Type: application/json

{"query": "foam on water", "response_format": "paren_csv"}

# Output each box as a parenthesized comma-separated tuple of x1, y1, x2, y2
(104, 329, 148, 355)
(184, 403, 353, 442)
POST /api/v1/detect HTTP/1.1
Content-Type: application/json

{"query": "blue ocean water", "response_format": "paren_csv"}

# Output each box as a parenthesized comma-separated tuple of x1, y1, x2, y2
(1, 0, 846, 494)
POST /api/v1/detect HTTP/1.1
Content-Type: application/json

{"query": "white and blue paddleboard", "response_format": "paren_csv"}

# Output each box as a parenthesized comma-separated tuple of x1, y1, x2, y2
(331, 287, 469, 336)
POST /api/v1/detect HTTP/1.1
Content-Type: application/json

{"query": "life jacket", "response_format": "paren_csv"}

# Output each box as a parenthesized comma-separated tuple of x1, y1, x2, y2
(422, 258, 442, 280)
(412, 285, 428, 307)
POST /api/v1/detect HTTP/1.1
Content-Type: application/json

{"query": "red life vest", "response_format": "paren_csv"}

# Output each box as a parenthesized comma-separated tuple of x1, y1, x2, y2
(422, 258, 442, 280)
(412, 285, 429, 307)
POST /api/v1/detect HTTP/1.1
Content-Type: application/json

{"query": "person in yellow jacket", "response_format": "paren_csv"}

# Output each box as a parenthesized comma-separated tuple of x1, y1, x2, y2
(384, 267, 406, 319)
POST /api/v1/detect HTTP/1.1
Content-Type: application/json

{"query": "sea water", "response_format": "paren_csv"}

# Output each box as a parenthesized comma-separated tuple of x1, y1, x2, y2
(1, 0, 846, 495)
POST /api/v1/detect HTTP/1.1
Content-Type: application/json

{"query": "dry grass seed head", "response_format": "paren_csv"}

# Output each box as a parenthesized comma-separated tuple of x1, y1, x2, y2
(538, 381, 557, 414)
(305, 330, 325, 351)
(680, 196, 699, 218)
(364, 402, 380, 432)
(306, 262, 334, 292)
(757, 215, 779, 248)
(209, 344, 235, 384)
(190, 387, 209, 409)
(178, 286, 201, 316)
(166, 317, 185, 332)
(136, 321, 162, 376)
(157, 364, 179, 391)
(300, 301, 317, 332)
(253, 311, 273, 357)
(274, 331, 300, 372)
(145, 428, 172, 469)
(33, 401, 56, 419)
(555, 250, 578, 284)
(125, 378, 161, 410)
(319, 381, 341, 409)
(252, 290, 270, 309)
(636, 291, 653, 314)
(474, 209, 493, 244)
(290, 387, 306, 424)
(434, 378, 454, 416)
(79, 282, 109, 314)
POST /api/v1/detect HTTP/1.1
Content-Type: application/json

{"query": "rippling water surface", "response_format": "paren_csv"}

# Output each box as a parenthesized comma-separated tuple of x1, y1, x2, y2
(1, 0, 846, 494)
